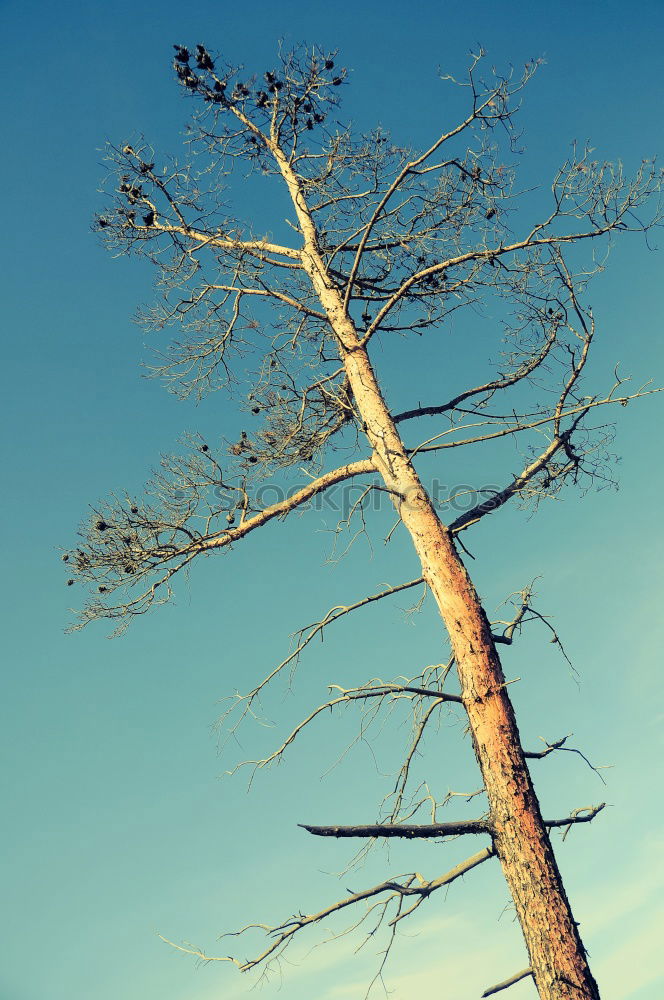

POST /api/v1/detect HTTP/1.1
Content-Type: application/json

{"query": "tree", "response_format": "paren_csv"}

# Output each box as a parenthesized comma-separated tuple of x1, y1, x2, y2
(66, 42, 662, 1000)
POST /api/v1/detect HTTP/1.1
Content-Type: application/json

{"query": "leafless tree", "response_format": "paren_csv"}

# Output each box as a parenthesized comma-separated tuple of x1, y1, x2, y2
(65, 41, 662, 1000)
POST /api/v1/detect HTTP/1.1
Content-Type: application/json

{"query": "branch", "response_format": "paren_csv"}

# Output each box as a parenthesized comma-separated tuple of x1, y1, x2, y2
(449, 434, 571, 534)
(387, 845, 496, 926)
(482, 967, 533, 997)
(524, 735, 572, 759)
(205, 282, 328, 319)
(330, 681, 462, 704)
(491, 589, 532, 645)
(546, 803, 606, 840)
(359, 169, 662, 347)
(149, 221, 303, 264)
(343, 76, 519, 312)
(225, 680, 461, 776)
(392, 325, 558, 426)
(202, 459, 376, 551)
(159, 846, 495, 972)
(69, 457, 377, 629)
(217, 580, 428, 744)
(299, 818, 491, 838)
(416, 385, 663, 458)
(523, 735, 606, 783)
(300, 804, 606, 841)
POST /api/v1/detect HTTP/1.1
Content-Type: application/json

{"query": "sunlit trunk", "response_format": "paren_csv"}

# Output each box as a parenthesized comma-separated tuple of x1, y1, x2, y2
(325, 304, 599, 1000)
(278, 140, 605, 993)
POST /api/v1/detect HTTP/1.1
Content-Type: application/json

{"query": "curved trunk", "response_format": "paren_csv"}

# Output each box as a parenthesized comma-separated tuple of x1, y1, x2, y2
(343, 341, 600, 999)
(314, 293, 599, 999)
(281, 156, 601, 996)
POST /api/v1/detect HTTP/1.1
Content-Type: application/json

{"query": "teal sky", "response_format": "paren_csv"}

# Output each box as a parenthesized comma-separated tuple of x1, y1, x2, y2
(1, 3, 663, 1000)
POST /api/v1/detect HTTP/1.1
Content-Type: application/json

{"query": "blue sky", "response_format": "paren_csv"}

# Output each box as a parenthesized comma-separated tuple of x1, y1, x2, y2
(1, 2, 663, 999)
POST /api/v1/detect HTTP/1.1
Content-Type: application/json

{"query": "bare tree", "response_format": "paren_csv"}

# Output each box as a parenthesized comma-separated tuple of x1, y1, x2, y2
(65, 42, 662, 1000)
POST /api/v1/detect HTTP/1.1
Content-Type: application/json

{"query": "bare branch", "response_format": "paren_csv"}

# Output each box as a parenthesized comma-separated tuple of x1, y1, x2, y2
(482, 967, 533, 997)
(523, 736, 607, 784)
(524, 735, 573, 759)
(421, 386, 661, 461)
(547, 803, 607, 839)
(217, 579, 428, 748)
(299, 818, 492, 838)
(300, 803, 606, 841)
(392, 324, 558, 425)
(450, 433, 574, 534)
(159, 845, 495, 973)
(225, 680, 461, 776)
(68, 457, 376, 630)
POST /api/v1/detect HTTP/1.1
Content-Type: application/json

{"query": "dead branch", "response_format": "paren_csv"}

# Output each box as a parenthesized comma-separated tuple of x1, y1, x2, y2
(482, 967, 534, 997)
(299, 818, 492, 838)
(547, 803, 607, 841)
(524, 735, 607, 784)
(418, 386, 662, 462)
(524, 735, 573, 759)
(216, 581, 430, 757)
(67, 456, 376, 630)
(224, 680, 462, 776)
(159, 845, 495, 972)
(300, 803, 606, 841)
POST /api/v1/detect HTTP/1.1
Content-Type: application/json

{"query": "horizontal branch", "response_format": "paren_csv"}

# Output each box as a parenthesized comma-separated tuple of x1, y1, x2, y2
(546, 802, 606, 831)
(299, 818, 491, 838)
(300, 803, 606, 841)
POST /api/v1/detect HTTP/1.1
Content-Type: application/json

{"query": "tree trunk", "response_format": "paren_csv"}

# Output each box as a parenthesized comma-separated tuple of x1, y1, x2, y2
(280, 158, 601, 996)
(346, 341, 599, 999)
(313, 288, 600, 999)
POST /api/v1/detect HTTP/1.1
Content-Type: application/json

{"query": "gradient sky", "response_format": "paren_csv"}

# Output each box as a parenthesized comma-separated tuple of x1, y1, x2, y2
(1, 2, 663, 1000)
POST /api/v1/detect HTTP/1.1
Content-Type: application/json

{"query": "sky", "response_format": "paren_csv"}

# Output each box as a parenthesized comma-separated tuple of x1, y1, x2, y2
(1, 2, 663, 999)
